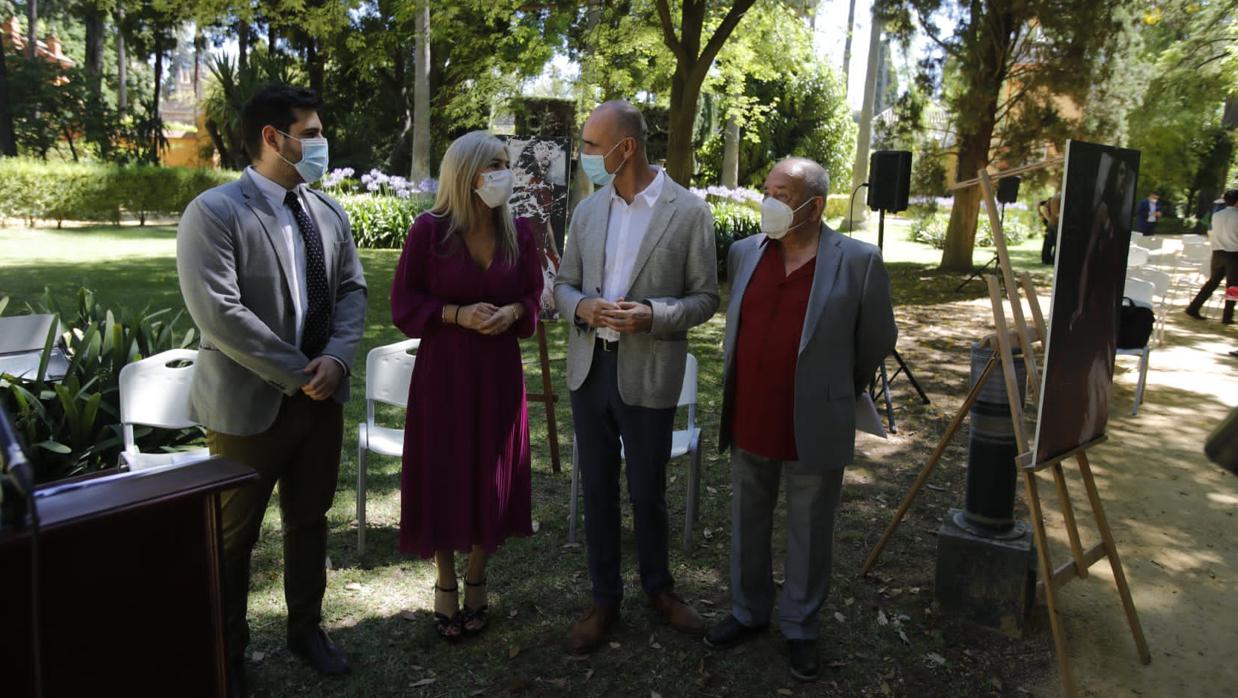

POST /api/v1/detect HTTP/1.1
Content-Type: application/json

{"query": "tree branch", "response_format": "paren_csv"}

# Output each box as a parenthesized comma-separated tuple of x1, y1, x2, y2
(915, 5, 959, 58)
(698, 0, 759, 69)
(653, 0, 686, 64)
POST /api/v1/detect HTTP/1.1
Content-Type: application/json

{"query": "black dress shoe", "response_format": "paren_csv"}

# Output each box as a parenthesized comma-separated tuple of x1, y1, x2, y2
(227, 656, 247, 698)
(787, 639, 819, 682)
(703, 614, 767, 650)
(288, 626, 351, 675)
(1186, 308, 1205, 320)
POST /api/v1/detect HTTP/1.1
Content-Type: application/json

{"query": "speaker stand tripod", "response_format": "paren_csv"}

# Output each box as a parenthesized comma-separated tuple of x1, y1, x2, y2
(955, 203, 1007, 293)
(871, 209, 931, 434)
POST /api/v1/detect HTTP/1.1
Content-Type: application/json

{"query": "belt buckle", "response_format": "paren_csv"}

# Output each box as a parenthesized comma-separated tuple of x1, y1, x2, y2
(599, 336, 616, 352)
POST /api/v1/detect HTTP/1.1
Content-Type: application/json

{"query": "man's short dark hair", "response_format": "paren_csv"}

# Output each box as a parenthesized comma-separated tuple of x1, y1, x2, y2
(1224, 189, 1238, 206)
(241, 85, 321, 162)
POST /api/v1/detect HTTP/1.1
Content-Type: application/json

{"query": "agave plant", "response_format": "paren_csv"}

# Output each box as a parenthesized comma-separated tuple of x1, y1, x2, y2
(202, 54, 303, 170)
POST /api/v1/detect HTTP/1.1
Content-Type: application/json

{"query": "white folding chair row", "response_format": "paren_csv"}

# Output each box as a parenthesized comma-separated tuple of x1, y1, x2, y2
(355, 338, 419, 556)
(117, 349, 211, 470)
(568, 353, 704, 553)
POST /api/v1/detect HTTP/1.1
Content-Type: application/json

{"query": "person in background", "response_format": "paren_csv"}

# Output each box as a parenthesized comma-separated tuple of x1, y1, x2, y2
(1186, 189, 1238, 324)
(1038, 191, 1062, 264)
(391, 130, 544, 641)
(553, 100, 719, 654)
(1136, 190, 1163, 235)
(704, 157, 896, 683)
(177, 85, 367, 696)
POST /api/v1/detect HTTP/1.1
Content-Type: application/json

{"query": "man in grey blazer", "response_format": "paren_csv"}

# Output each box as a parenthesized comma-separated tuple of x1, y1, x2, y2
(177, 85, 366, 694)
(554, 100, 719, 654)
(704, 157, 896, 682)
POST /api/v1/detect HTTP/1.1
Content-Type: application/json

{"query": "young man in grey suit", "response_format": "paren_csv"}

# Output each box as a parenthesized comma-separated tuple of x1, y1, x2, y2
(554, 100, 719, 654)
(704, 157, 897, 682)
(176, 85, 367, 695)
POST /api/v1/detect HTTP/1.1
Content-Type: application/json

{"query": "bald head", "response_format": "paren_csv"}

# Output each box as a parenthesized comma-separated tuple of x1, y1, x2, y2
(587, 100, 648, 153)
(775, 157, 830, 201)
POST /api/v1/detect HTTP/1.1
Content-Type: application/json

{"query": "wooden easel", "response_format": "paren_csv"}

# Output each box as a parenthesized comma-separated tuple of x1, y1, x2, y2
(526, 321, 562, 473)
(862, 164, 1150, 697)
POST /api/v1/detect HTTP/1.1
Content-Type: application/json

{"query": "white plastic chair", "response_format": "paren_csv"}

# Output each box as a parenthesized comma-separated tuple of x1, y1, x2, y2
(1118, 278, 1156, 416)
(568, 353, 703, 552)
(1134, 269, 1173, 343)
(356, 338, 419, 556)
(118, 349, 210, 470)
(1126, 245, 1149, 269)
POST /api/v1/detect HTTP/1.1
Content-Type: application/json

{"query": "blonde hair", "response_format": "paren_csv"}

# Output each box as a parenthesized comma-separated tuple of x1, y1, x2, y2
(430, 130, 518, 264)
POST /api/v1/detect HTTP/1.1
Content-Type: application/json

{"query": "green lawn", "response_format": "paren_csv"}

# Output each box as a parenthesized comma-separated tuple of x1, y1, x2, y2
(0, 219, 1056, 697)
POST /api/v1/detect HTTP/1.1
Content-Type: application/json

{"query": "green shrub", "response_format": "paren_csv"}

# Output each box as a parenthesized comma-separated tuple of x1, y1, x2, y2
(340, 193, 436, 249)
(0, 289, 200, 484)
(0, 158, 237, 226)
(711, 200, 761, 279)
(908, 207, 1030, 250)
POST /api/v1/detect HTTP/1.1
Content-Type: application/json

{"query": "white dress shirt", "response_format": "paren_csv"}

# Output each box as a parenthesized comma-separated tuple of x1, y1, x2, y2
(1211, 206, 1238, 252)
(248, 166, 312, 347)
(598, 168, 666, 342)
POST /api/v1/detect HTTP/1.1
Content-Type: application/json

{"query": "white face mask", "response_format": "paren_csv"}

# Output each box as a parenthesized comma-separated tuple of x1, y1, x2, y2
(475, 169, 514, 208)
(761, 196, 817, 239)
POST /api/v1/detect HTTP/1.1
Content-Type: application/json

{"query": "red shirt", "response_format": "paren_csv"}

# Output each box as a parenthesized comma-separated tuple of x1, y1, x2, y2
(733, 242, 816, 461)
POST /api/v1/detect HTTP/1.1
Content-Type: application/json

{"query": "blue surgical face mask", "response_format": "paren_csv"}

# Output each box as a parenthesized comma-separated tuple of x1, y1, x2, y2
(277, 129, 330, 184)
(580, 138, 629, 187)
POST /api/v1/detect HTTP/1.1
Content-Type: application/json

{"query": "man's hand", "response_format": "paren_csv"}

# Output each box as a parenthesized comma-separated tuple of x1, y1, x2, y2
(575, 297, 620, 328)
(302, 356, 345, 400)
(599, 300, 653, 334)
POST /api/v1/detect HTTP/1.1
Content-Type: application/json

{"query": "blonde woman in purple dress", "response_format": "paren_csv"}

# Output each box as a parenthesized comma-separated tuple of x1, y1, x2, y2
(391, 130, 543, 641)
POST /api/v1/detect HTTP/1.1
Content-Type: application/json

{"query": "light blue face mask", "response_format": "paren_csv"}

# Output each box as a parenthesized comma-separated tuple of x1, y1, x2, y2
(277, 129, 330, 184)
(580, 138, 629, 187)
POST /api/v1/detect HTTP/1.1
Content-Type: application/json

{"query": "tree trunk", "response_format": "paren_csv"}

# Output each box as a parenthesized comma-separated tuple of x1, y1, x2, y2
(665, 66, 703, 185)
(306, 40, 324, 96)
(238, 20, 250, 72)
(26, 0, 37, 59)
(0, 30, 17, 156)
(84, 6, 105, 89)
(151, 34, 164, 164)
(846, 14, 882, 229)
(268, 21, 277, 56)
(116, 7, 128, 113)
(937, 6, 1014, 271)
(842, 0, 856, 97)
(206, 119, 230, 164)
(410, 0, 431, 183)
(193, 29, 204, 105)
(722, 115, 739, 188)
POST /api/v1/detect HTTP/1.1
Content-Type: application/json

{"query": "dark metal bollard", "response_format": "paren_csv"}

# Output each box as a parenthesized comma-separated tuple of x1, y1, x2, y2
(960, 342, 1027, 536)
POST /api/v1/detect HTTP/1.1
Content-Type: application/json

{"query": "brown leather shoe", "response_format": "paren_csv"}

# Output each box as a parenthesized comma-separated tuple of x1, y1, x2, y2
(566, 604, 619, 655)
(649, 591, 705, 636)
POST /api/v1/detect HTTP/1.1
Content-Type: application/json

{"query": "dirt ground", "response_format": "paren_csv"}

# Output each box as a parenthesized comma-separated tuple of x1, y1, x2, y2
(876, 292, 1238, 698)
(1031, 309, 1238, 698)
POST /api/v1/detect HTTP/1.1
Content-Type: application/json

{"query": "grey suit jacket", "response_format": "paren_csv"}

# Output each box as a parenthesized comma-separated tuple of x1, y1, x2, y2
(719, 225, 897, 471)
(176, 170, 368, 436)
(553, 175, 719, 409)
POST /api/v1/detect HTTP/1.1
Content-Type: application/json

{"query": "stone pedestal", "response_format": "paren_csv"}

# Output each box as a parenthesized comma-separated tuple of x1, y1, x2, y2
(934, 508, 1036, 637)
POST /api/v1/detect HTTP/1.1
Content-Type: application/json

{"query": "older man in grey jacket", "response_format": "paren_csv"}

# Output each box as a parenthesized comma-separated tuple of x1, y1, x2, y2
(177, 85, 366, 695)
(554, 100, 719, 654)
(704, 157, 896, 683)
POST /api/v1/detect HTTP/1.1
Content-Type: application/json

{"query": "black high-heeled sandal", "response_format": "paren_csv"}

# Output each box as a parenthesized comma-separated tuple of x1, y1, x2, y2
(462, 577, 489, 636)
(433, 583, 462, 642)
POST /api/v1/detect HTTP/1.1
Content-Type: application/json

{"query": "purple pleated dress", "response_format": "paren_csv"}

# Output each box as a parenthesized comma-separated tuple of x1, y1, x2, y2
(390, 212, 543, 558)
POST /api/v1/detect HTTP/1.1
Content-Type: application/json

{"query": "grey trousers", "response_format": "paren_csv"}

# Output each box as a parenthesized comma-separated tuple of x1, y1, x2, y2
(729, 447, 845, 640)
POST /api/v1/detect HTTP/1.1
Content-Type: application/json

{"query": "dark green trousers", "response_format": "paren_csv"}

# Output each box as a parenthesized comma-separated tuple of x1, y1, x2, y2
(207, 392, 344, 660)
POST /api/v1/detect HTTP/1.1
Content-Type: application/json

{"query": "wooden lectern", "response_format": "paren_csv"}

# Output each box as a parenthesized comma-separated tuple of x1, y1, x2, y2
(0, 458, 256, 697)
